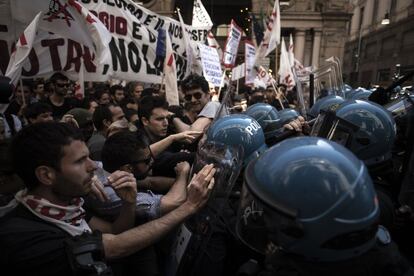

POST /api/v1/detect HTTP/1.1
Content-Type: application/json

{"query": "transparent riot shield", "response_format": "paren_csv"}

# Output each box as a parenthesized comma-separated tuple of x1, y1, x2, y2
(213, 85, 236, 120)
(295, 57, 344, 114)
(385, 94, 414, 120)
(166, 140, 244, 276)
(190, 140, 244, 200)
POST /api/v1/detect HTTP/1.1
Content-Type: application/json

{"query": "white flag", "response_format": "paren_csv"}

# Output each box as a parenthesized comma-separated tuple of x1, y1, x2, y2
(278, 38, 295, 91)
(288, 33, 294, 67)
(5, 12, 42, 86)
(164, 31, 179, 106)
(207, 31, 223, 61)
(192, 0, 213, 28)
(178, 9, 194, 77)
(255, 0, 281, 63)
(11, 0, 111, 63)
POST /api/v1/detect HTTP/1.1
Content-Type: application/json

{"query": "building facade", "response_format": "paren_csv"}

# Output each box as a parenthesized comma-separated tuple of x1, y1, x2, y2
(344, 0, 414, 87)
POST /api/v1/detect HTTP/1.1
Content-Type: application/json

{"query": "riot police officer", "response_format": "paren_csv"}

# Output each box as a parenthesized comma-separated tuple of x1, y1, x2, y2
(236, 137, 414, 276)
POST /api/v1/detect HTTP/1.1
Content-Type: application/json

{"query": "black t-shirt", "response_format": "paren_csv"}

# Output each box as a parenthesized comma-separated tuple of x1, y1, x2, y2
(0, 204, 106, 276)
(4, 100, 21, 116)
(43, 97, 80, 120)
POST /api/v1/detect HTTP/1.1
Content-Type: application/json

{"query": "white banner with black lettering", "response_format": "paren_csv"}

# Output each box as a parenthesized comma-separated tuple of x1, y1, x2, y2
(198, 43, 222, 87)
(245, 40, 256, 85)
(0, 0, 210, 82)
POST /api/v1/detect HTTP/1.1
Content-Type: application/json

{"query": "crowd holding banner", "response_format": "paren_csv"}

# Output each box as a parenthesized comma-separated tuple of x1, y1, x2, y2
(0, 0, 289, 98)
(0, 0, 210, 84)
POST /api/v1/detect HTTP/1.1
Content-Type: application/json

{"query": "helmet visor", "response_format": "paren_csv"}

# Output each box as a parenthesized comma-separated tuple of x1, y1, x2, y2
(191, 140, 244, 199)
(310, 110, 360, 146)
(385, 95, 414, 120)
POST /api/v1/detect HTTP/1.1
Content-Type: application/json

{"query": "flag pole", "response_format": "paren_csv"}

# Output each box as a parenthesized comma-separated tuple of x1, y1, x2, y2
(217, 69, 227, 100)
(19, 79, 26, 106)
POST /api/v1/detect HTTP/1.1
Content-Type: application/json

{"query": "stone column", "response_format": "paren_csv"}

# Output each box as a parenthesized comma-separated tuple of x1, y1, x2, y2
(294, 29, 306, 64)
(312, 30, 322, 68)
(377, 0, 391, 23)
(362, 0, 375, 30)
(350, 6, 361, 38)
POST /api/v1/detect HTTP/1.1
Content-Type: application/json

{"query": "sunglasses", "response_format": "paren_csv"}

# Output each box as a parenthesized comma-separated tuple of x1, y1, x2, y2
(56, 83, 69, 88)
(184, 92, 203, 102)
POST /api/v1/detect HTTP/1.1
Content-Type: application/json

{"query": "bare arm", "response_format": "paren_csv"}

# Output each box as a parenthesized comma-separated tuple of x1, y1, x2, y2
(159, 162, 190, 214)
(171, 117, 191, 133)
(149, 130, 201, 157)
(137, 176, 175, 193)
(102, 164, 216, 259)
(172, 117, 212, 140)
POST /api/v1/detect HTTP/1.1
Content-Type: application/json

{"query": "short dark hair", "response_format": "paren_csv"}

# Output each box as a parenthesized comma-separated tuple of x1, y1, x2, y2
(141, 87, 158, 98)
(23, 102, 52, 120)
(32, 78, 44, 90)
(94, 89, 110, 102)
(102, 130, 148, 173)
(17, 79, 33, 93)
(181, 74, 209, 94)
(50, 72, 68, 83)
(138, 96, 169, 122)
(124, 108, 138, 122)
(92, 105, 112, 131)
(120, 96, 137, 109)
(11, 122, 83, 190)
(110, 85, 124, 96)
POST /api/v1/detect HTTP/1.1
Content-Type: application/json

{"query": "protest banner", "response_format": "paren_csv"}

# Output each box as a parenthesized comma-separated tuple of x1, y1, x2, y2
(199, 43, 222, 87)
(245, 40, 256, 85)
(222, 19, 242, 68)
(0, 0, 210, 82)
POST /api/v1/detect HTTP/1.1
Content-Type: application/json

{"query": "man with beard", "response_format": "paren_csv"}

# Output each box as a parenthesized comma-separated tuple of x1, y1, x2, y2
(170, 74, 220, 141)
(0, 122, 216, 275)
(43, 73, 80, 120)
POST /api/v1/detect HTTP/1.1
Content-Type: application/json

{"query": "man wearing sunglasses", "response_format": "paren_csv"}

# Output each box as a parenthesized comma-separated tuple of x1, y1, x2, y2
(43, 73, 80, 120)
(171, 74, 221, 140)
(100, 130, 193, 220)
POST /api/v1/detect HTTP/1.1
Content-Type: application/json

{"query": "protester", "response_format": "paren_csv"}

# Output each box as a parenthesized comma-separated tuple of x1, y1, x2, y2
(0, 122, 216, 275)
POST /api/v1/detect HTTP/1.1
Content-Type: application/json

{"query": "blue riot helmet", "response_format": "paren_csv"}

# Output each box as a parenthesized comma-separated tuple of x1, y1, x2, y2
(277, 108, 300, 128)
(335, 100, 396, 166)
(308, 95, 345, 119)
(245, 103, 280, 133)
(350, 89, 372, 101)
(236, 137, 379, 261)
(345, 87, 360, 99)
(343, 84, 353, 98)
(205, 114, 268, 167)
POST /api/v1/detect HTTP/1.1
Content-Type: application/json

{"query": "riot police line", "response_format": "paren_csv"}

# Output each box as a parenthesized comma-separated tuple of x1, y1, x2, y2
(166, 65, 414, 276)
